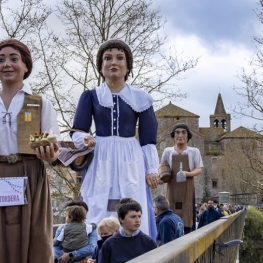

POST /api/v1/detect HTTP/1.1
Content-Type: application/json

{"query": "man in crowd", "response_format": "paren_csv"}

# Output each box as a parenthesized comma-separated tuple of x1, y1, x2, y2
(198, 200, 222, 228)
(153, 195, 184, 246)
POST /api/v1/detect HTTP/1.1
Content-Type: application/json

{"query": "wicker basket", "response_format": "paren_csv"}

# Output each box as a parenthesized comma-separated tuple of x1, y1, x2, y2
(29, 137, 57, 150)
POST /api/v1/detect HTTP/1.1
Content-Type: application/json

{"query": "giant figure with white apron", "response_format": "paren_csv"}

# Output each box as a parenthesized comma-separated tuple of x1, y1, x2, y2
(71, 39, 159, 240)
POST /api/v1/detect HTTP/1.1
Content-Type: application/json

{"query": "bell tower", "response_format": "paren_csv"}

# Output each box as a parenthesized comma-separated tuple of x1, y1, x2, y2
(209, 93, 231, 132)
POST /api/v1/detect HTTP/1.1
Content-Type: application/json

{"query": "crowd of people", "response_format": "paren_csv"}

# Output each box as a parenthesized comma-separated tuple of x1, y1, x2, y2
(196, 200, 241, 229)
(0, 36, 240, 263)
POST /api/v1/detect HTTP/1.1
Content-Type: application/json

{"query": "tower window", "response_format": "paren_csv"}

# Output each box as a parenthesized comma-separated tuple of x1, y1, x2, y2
(221, 119, 226, 130)
(214, 119, 219, 127)
(212, 179, 218, 188)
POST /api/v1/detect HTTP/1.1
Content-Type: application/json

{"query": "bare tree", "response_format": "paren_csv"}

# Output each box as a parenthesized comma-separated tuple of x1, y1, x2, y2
(232, 0, 263, 132)
(0, 0, 51, 47)
(0, 0, 199, 204)
(53, 0, 198, 118)
(216, 139, 263, 202)
(0, 0, 199, 128)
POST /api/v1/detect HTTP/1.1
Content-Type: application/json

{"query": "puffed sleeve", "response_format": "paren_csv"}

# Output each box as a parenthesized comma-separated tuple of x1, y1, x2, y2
(71, 90, 93, 148)
(138, 106, 157, 146)
(72, 90, 93, 133)
(161, 148, 172, 167)
(194, 148, 203, 169)
(138, 106, 159, 175)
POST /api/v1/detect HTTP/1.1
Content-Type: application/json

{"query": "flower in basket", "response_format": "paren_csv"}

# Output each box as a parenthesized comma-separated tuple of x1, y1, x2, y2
(28, 131, 58, 151)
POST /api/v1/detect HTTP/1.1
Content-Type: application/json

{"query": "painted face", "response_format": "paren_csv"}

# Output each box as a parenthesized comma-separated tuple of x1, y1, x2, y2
(0, 46, 28, 85)
(174, 128, 188, 145)
(119, 210, 141, 234)
(101, 48, 128, 83)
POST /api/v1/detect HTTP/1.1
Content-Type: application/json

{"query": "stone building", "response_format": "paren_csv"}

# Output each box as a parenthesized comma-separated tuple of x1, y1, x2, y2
(156, 93, 263, 204)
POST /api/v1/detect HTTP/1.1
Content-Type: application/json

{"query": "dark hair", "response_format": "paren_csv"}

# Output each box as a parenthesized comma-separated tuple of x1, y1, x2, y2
(0, 38, 32, 79)
(116, 198, 142, 220)
(170, 123, 192, 142)
(96, 39, 133, 81)
(66, 205, 86, 223)
(153, 195, 169, 211)
(66, 200, 89, 212)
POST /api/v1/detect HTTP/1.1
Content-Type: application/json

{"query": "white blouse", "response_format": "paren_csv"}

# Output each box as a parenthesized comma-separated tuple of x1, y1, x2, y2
(0, 85, 61, 155)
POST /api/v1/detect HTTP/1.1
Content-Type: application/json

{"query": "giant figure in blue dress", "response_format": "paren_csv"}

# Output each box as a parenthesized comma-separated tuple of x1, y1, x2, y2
(71, 39, 159, 239)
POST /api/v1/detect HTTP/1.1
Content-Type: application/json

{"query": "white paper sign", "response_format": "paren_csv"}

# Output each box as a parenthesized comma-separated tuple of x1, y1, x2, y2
(0, 177, 28, 207)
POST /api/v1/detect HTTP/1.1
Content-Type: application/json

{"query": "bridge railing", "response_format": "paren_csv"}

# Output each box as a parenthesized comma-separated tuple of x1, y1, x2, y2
(127, 210, 246, 263)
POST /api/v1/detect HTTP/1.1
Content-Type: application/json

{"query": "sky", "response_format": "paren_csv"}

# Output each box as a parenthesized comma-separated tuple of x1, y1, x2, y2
(152, 0, 261, 130)
(4, 0, 261, 131)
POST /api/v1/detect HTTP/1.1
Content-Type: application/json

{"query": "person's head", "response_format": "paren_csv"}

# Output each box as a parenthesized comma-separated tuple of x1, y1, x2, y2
(153, 195, 169, 216)
(98, 217, 120, 241)
(116, 198, 142, 235)
(65, 205, 86, 223)
(0, 38, 32, 80)
(96, 39, 133, 82)
(213, 200, 218, 209)
(200, 205, 206, 213)
(207, 200, 214, 209)
(220, 203, 225, 212)
(170, 123, 192, 144)
(66, 200, 89, 213)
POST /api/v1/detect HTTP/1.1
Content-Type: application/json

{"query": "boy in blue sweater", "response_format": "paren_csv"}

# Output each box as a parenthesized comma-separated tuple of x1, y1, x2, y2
(99, 198, 157, 263)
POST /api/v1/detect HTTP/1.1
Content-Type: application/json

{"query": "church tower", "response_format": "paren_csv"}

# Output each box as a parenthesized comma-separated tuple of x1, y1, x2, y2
(209, 93, 231, 132)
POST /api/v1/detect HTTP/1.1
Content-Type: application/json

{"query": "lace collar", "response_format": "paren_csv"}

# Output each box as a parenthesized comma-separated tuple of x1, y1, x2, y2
(96, 82, 153, 112)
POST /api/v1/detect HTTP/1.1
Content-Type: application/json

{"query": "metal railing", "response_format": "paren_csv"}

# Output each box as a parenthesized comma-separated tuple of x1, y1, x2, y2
(127, 210, 246, 263)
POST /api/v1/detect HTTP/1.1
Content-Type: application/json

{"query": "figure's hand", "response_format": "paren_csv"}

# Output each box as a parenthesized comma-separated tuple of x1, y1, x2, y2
(83, 136, 96, 148)
(146, 173, 160, 189)
(35, 142, 59, 163)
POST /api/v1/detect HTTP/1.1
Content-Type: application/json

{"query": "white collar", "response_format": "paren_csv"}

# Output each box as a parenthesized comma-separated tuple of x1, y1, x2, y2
(21, 84, 33, 95)
(96, 82, 153, 112)
(0, 84, 32, 96)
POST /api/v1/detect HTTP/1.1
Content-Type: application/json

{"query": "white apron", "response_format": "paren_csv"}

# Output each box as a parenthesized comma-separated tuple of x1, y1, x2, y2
(81, 136, 149, 235)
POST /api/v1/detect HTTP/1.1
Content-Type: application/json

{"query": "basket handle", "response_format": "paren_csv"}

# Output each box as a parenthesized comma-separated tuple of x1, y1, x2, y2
(60, 129, 86, 134)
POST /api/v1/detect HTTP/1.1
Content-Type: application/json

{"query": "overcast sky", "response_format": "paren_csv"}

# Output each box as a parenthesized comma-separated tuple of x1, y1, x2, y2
(153, 0, 261, 130)
(8, 0, 261, 131)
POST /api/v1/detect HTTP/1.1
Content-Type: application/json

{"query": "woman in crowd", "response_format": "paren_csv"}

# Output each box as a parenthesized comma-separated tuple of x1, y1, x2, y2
(71, 39, 159, 239)
(88, 216, 120, 263)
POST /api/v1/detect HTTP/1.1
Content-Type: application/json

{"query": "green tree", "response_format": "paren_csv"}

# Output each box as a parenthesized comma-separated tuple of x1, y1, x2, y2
(240, 206, 263, 263)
